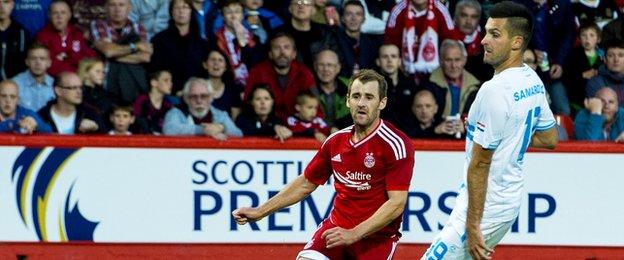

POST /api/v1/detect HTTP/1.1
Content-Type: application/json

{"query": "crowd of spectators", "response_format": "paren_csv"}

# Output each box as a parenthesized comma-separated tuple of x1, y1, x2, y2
(1, 0, 624, 142)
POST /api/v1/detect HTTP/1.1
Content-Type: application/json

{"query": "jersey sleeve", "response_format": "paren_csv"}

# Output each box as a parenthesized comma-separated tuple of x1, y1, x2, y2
(385, 139, 415, 191)
(304, 140, 332, 185)
(535, 94, 556, 131)
(470, 85, 508, 150)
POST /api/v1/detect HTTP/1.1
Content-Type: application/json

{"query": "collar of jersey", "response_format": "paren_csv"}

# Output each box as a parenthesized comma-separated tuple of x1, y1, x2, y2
(349, 120, 384, 148)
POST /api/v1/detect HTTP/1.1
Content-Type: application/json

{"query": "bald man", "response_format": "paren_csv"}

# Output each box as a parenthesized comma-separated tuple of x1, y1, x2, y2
(37, 72, 105, 134)
(574, 87, 624, 141)
(312, 49, 351, 130)
(0, 80, 52, 133)
(398, 89, 461, 139)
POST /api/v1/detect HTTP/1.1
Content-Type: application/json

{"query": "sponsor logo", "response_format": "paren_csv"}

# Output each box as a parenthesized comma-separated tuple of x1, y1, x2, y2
(333, 170, 371, 191)
(331, 154, 342, 162)
(12, 148, 99, 242)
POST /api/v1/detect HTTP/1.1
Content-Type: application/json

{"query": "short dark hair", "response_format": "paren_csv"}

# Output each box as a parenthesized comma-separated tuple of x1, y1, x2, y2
(148, 70, 169, 83)
(342, 0, 364, 15)
(488, 1, 533, 50)
(604, 39, 624, 52)
(348, 69, 388, 100)
(295, 89, 318, 106)
(27, 42, 49, 56)
(111, 102, 134, 116)
(579, 21, 601, 40)
(269, 31, 297, 51)
(220, 0, 242, 10)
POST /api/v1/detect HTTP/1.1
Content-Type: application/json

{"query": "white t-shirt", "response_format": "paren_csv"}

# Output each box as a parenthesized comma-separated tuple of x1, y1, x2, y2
(51, 109, 77, 134)
(450, 64, 556, 227)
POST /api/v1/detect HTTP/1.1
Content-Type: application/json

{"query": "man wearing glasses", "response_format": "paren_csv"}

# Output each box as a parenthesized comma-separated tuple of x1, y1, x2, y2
(37, 72, 104, 134)
(163, 77, 242, 140)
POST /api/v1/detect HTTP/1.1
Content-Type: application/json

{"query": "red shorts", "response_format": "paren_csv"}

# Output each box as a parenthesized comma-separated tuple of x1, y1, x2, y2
(297, 218, 400, 260)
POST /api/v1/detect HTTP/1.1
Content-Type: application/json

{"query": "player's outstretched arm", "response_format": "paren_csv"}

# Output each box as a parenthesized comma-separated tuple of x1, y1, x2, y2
(466, 143, 495, 260)
(530, 127, 558, 150)
(321, 190, 408, 249)
(232, 174, 318, 225)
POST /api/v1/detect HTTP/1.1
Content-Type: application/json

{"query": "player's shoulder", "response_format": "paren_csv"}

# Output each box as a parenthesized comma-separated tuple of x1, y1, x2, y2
(321, 125, 353, 147)
(376, 121, 414, 160)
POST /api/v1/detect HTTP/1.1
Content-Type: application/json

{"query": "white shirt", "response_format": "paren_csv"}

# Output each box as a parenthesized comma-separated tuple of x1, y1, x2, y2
(450, 64, 556, 226)
(51, 109, 76, 134)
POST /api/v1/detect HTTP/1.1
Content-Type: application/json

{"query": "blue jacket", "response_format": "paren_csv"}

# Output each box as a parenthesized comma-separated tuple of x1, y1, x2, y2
(211, 8, 283, 35)
(163, 105, 242, 136)
(0, 106, 52, 133)
(585, 65, 624, 105)
(514, 0, 575, 65)
(574, 107, 624, 141)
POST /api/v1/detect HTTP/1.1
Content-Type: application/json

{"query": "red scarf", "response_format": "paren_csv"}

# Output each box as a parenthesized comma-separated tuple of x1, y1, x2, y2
(401, 0, 439, 74)
(216, 27, 255, 85)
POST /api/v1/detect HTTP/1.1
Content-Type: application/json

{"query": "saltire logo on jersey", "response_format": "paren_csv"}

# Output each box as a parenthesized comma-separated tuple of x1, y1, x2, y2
(12, 147, 99, 242)
(476, 122, 486, 132)
(364, 153, 375, 168)
(333, 170, 371, 191)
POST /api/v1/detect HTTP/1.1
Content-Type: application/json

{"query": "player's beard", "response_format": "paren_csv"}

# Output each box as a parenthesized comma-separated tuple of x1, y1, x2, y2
(352, 109, 379, 130)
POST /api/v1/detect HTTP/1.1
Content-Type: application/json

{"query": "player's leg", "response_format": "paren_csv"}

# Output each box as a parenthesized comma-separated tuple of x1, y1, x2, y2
(296, 219, 343, 260)
(482, 220, 514, 250)
(349, 234, 400, 260)
(421, 221, 468, 260)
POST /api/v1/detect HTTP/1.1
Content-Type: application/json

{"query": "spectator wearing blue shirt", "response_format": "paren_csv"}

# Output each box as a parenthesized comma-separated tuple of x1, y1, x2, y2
(0, 80, 52, 133)
(574, 87, 624, 142)
(163, 77, 242, 139)
(12, 42, 55, 112)
(10, 0, 51, 36)
(514, 0, 575, 116)
(211, 0, 283, 44)
(129, 0, 170, 40)
(191, 0, 218, 40)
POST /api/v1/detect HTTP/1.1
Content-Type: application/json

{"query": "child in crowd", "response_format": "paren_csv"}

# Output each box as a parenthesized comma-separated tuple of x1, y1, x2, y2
(286, 90, 330, 142)
(215, 0, 262, 86)
(241, 0, 283, 44)
(133, 70, 174, 134)
(79, 58, 116, 115)
(564, 22, 604, 112)
(108, 103, 135, 135)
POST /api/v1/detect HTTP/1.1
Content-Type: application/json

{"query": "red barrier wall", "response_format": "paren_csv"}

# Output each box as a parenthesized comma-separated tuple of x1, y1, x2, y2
(2, 134, 624, 153)
(1, 135, 623, 258)
(1, 243, 623, 259)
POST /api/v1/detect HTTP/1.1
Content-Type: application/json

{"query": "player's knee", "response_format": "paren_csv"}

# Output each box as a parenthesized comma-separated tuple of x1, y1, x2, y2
(296, 250, 329, 260)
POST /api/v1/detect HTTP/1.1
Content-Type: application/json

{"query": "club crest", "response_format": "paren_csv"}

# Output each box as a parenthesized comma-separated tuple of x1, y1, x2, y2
(364, 153, 375, 168)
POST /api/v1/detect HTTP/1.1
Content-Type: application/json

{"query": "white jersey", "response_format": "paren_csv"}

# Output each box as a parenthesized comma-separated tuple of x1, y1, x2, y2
(450, 64, 556, 228)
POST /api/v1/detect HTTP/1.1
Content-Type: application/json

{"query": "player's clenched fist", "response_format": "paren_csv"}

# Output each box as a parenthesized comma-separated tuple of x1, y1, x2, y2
(232, 207, 263, 225)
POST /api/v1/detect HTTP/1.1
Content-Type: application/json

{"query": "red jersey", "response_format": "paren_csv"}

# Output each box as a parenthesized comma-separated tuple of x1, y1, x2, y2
(286, 115, 330, 136)
(36, 23, 97, 76)
(304, 120, 415, 236)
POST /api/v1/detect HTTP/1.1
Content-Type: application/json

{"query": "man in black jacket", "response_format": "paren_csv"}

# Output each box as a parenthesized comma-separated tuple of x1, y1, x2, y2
(0, 0, 31, 80)
(38, 72, 105, 134)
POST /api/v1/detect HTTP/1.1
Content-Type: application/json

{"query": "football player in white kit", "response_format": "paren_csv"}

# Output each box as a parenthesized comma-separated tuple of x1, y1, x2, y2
(422, 1, 559, 259)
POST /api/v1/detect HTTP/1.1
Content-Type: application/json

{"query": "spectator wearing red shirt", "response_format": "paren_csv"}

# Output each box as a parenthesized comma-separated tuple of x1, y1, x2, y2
(286, 90, 330, 142)
(233, 70, 415, 259)
(245, 31, 315, 120)
(36, 0, 96, 76)
(385, 0, 458, 75)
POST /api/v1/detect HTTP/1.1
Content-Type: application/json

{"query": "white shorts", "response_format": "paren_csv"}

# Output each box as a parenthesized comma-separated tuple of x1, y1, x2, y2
(421, 219, 514, 260)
